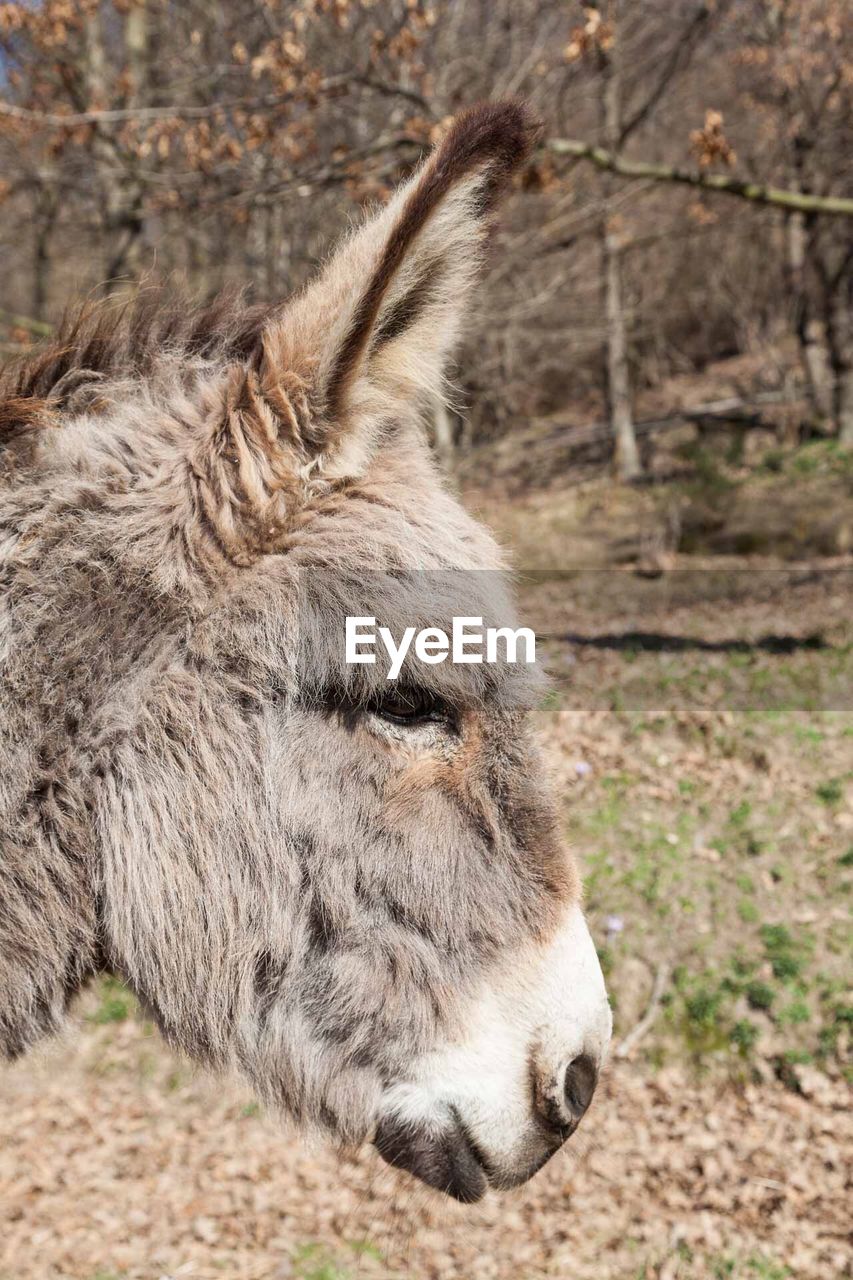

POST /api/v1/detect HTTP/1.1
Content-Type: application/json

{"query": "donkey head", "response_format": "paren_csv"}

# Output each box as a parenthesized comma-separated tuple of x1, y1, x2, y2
(0, 103, 610, 1201)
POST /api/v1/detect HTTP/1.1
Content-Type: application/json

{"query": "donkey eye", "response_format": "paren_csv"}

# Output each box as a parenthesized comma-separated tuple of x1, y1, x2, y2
(368, 687, 450, 727)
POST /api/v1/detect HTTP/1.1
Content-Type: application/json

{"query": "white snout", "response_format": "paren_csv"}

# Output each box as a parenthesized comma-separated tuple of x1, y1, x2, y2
(378, 904, 612, 1188)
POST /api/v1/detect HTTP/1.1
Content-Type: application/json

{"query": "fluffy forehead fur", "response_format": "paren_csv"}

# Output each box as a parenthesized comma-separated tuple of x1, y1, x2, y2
(0, 105, 582, 1152)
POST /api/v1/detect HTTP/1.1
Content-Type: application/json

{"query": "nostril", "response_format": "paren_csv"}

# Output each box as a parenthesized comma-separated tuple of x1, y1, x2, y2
(532, 1049, 601, 1137)
(563, 1053, 598, 1121)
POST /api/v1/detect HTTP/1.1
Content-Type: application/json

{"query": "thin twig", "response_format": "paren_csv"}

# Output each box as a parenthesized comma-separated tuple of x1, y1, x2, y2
(614, 962, 669, 1060)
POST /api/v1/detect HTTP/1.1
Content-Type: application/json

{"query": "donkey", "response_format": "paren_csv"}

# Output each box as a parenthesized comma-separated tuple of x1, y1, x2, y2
(0, 103, 611, 1202)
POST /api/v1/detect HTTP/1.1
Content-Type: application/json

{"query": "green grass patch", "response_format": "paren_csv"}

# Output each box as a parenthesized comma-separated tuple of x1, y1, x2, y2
(816, 777, 844, 806)
(745, 980, 775, 1012)
(291, 1241, 385, 1280)
(87, 977, 136, 1025)
(710, 1251, 793, 1280)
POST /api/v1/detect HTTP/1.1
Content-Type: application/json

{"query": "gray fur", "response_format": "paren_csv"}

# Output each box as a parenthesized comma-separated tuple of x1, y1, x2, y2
(0, 104, 580, 1147)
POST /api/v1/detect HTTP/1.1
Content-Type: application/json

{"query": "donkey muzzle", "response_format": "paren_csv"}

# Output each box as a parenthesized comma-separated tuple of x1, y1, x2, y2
(374, 1052, 601, 1202)
(374, 1111, 490, 1203)
(372, 905, 611, 1200)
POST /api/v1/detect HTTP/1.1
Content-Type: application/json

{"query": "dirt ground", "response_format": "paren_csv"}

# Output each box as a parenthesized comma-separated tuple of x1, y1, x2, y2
(1, 1019, 849, 1280)
(2, 458, 851, 1280)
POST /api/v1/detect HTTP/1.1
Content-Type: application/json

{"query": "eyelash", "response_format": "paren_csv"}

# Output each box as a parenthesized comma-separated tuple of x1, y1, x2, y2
(367, 686, 454, 728)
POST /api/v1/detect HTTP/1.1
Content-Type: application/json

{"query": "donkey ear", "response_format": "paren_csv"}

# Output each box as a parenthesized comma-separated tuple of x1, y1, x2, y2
(257, 101, 537, 468)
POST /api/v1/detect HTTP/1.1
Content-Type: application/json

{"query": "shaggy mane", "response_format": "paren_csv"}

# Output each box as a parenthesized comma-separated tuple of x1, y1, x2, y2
(0, 286, 278, 445)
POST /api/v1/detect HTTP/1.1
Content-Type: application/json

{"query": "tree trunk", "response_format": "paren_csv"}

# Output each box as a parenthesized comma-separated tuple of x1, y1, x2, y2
(120, 0, 149, 279)
(32, 190, 58, 321)
(837, 366, 853, 446)
(786, 123, 832, 426)
(828, 282, 853, 445)
(785, 210, 833, 423)
(599, 16, 641, 481)
(125, 1, 148, 108)
(84, 5, 146, 288)
(432, 398, 456, 470)
(602, 218, 640, 479)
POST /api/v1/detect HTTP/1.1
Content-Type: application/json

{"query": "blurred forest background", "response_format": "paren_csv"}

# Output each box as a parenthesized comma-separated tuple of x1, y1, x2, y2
(0, 5, 851, 1280)
(0, 0, 852, 491)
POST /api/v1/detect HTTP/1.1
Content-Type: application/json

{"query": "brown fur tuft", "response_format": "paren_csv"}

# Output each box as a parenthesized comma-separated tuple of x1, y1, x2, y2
(429, 100, 540, 214)
(0, 395, 54, 443)
(0, 286, 277, 441)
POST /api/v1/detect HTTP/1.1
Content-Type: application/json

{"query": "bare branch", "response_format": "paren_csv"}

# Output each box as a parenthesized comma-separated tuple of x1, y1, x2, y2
(619, 2, 716, 147)
(547, 139, 853, 217)
(0, 308, 53, 337)
(0, 79, 350, 128)
(348, 75, 432, 112)
(0, 69, 432, 133)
